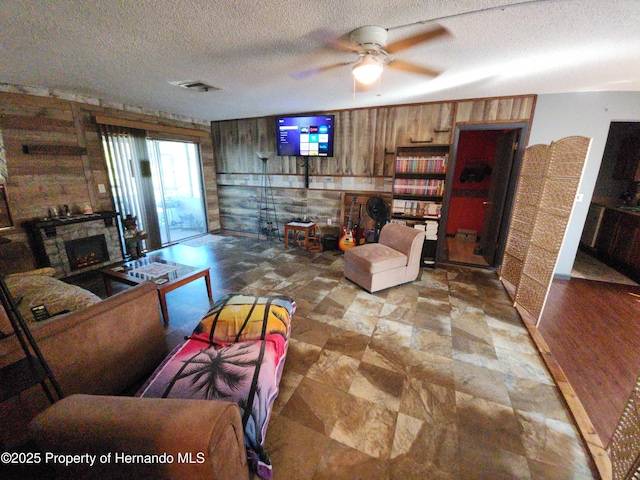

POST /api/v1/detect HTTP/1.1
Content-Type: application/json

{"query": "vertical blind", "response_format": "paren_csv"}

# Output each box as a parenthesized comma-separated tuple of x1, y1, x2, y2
(98, 125, 147, 230)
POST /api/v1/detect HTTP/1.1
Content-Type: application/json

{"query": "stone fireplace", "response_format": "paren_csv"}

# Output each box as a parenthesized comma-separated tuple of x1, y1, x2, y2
(28, 212, 123, 278)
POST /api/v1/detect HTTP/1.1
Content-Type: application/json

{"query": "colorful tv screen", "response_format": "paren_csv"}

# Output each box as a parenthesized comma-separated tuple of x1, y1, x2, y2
(276, 115, 335, 157)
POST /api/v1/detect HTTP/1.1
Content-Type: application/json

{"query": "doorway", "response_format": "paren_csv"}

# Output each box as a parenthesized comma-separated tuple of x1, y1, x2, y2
(438, 123, 528, 268)
(573, 121, 640, 285)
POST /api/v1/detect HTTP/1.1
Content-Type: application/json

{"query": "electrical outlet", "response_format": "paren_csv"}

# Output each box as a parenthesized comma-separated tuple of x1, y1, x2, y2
(98, 184, 107, 194)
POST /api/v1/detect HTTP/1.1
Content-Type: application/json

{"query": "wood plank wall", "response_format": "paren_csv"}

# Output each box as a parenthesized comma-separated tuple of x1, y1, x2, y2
(0, 91, 218, 245)
(456, 96, 536, 123)
(0, 91, 536, 245)
(213, 95, 535, 235)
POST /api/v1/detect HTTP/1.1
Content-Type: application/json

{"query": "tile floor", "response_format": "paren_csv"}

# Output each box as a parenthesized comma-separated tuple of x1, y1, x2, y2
(571, 249, 638, 286)
(139, 234, 599, 480)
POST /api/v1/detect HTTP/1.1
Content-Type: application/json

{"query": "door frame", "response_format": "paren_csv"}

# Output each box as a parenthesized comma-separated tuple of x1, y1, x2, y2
(480, 129, 520, 265)
(437, 121, 530, 268)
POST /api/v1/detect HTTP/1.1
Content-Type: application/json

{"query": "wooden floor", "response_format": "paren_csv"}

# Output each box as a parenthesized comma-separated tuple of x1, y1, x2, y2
(539, 277, 640, 447)
(445, 237, 490, 266)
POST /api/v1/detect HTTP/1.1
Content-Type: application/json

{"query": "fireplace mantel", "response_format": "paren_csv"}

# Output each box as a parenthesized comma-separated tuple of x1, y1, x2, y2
(32, 211, 118, 237)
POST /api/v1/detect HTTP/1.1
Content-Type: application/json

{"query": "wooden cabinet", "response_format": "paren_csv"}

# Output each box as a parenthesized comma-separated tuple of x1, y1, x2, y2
(630, 228, 640, 272)
(595, 209, 620, 257)
(613, 135, 640, 180)
(382, 103, 454, 153)
(595, 208, 640, 281)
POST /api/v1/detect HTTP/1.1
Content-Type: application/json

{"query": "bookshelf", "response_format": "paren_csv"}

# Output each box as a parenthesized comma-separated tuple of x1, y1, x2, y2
(392, 146, 450, 265)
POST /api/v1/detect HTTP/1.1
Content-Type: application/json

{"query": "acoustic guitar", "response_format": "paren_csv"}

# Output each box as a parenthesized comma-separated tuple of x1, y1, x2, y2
(338, 196, 357, 252)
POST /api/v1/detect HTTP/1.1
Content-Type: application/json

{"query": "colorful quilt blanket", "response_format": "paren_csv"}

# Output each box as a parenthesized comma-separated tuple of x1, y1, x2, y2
(138, 294, 295, 480)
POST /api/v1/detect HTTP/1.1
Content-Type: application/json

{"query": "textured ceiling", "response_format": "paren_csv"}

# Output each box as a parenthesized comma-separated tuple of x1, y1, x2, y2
(1, 0, 639, 122)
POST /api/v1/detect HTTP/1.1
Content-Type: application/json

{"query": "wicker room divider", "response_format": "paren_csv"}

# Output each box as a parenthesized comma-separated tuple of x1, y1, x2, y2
(500, 136, 591, 321)
(500, 143, 551, 289)
(499, 135, 640, 479)
(608, 372, 640, 480)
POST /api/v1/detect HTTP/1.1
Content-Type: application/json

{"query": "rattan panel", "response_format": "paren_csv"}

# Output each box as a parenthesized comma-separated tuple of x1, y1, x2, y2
(608, 373, 640, 480)
(514, 272, 547, 319)
(514, 177, 546, 205)
(511, 201, 538, 228)
(547, 136, 592, 178)
(521, 243, 557, 285)
(540, 176, 582, 217)
(501, 254, 523, 286)
(519, 144, 551, 177)
(505, 228, 531, 259)
(529, 211, 569, 253)
(500, 143, 551, 287)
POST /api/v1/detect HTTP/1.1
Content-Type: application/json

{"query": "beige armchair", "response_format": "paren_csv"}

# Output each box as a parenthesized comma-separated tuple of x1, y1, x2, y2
(344, 223, 425, 293)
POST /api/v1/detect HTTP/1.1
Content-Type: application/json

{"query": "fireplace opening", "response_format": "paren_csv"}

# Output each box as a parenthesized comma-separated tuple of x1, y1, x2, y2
(65, 234, 110, 271)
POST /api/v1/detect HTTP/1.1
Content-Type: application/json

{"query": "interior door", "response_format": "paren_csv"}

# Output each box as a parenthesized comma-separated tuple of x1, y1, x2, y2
(480, 129, 519, 265)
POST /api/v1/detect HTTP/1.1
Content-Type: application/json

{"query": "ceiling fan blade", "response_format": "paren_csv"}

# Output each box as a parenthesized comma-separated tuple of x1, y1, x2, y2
(307, 29, 359, 53)
(387, 59, 441, 77)
(326, 34, 360, 53)
(290, 61, 352, 80)
(385, 25, 450, 54)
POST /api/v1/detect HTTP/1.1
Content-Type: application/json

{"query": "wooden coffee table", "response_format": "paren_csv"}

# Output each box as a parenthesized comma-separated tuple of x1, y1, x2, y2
(100, 256, 212, 324)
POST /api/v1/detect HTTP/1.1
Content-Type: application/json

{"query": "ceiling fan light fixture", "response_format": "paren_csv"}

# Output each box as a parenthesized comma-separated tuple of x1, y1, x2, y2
(352, 55, 383, 84)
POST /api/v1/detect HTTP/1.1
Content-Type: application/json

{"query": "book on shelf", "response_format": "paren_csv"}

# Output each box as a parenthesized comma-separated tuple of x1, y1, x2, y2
(393, 178, 445, 196)
(391, 218, 407, 225)
(413, 221, 439, 240)
(392, 200, 441, 218)
(395, 154, 448, 174)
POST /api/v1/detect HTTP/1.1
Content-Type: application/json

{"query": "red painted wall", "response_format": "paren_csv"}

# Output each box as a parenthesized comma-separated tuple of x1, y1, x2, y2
(446, 130, 500, 236)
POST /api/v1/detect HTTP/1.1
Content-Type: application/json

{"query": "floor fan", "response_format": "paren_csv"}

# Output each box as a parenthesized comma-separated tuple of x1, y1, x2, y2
(366, 196, 390, 242)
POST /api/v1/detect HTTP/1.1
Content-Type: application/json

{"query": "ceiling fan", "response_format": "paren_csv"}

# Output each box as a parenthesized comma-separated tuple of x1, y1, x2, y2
(292, 24, 450, 85)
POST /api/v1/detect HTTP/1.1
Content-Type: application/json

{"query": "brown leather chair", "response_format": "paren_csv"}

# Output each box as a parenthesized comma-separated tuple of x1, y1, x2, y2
(29, 394, 250, 480)
(344, 223, 425, 293)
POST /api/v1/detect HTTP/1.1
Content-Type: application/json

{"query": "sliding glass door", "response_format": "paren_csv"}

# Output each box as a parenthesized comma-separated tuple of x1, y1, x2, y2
(149, 140, 207, 245)
(101, 125, 207, 252)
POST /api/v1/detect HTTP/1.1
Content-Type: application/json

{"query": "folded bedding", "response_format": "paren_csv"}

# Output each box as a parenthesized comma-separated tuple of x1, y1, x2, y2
(138, 293, 295, 480)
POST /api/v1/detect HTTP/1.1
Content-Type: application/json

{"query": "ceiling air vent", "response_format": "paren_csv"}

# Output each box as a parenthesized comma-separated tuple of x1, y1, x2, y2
(168, 80, 220, 92)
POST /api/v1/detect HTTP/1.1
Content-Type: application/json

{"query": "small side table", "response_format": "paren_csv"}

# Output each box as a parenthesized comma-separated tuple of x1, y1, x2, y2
(284, 222, 316, 250)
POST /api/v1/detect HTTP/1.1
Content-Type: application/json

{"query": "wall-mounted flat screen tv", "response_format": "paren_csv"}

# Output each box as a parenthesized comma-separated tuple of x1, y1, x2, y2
(276, 115, 335, 157)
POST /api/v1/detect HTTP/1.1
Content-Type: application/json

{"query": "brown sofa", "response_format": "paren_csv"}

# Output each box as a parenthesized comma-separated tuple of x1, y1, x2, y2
(20, 283, 250, 479)
(0, 273, 249, 478)
(0, 282, 169, 447)
(0, 282, 167, 398)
